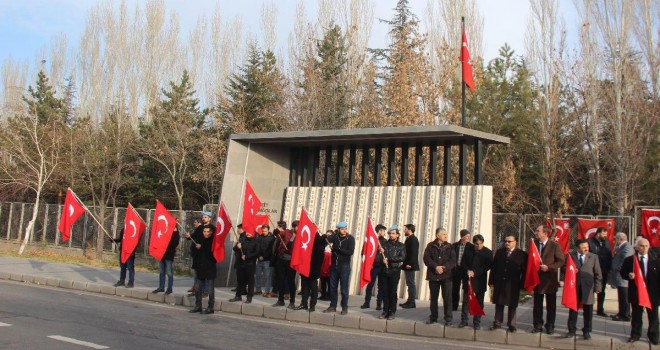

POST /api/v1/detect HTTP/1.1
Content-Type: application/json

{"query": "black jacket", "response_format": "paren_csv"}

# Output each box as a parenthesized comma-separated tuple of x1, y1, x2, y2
(621, 253, 660, 306)
(469, 247, 493, 293)
(233, 235, 260, 268)
(257, 233, 276, 261)
(307, 233, 327, 280)
(327, 233, 355, 267)
(403, 234, 420, 271)
(373, 236, 388, 267)
(188, 223, 215, 259)
(588, 236, 612, 275)
(162, 230, 180, 261)
(382, 239, 406, 274)
(423, 240, 456, 281)
(195, 234, 217, 280)
(489, 247, 526, 307)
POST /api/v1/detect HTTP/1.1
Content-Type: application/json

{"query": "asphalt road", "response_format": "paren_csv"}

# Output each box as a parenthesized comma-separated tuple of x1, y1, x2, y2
(0, 280, 513, 350)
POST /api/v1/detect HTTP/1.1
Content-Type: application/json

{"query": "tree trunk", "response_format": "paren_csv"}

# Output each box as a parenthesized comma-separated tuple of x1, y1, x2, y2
(18, 191, 41, 255)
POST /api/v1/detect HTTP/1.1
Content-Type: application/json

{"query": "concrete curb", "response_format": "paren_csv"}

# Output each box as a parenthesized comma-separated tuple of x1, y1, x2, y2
(0, 274, 635, 350)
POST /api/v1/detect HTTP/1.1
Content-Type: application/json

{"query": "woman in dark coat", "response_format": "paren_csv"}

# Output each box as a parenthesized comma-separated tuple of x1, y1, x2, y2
(295, 231, 327, 311)
(488, 233, 527, 332)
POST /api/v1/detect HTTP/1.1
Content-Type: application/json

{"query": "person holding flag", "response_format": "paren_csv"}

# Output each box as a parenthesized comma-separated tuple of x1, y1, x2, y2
(564, 239, 602, 340)
(110, 228, 136, 288)
(463, 234, 492, 330)
(620, 238, 660, 345)
(588, 227, 612, 317)
(361, 224, 387, 310)
(228, 224, 260, 304)
(294, 230, 326, 312)
(148, 201, 179, 295)
(189, 226, 217, 314)
(185, 212, 215, 297)
(110, 204, 146, 288)
(531, 225, 566, 335)
(378, 225, 406, 320)
(489, 233, 526, 332)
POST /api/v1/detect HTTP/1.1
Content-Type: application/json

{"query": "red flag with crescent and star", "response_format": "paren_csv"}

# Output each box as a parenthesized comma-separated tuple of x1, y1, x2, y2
(562, 254, 578, 311)
(524, 239, 542, 293)
(633, 253, 652, 309)
(290, 208, 318, 277)
(360, 218, 379, 289)
(641, 209, 660, 248)
(546, 217, 571, 254)
(460, 29, 476, 92)
(467, 278, 485, 316)
(57, 188, 86, 242)
(148, 200, 176, 261)
(212, 202, 232, 263)
(121, 203, 146, 263)
(577, 218, 615, 250)
(254, 214, 270, 235)
(241, 180, 263, 236)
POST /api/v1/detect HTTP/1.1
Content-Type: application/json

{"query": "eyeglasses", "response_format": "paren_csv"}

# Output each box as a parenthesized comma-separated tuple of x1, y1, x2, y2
(504, 240, 515, 243)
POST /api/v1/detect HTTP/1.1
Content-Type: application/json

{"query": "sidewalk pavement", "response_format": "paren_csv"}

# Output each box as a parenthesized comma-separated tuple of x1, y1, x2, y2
(0, 256, 655, 350)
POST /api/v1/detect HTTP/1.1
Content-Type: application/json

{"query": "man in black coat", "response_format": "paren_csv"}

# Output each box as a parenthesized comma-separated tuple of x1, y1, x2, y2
(110, 228, 135, 288)
(189, 226, 216, 314)
(361, 224, 387, 310)
(295, 231, 327, 312)
(379, 226, 406, 320)
(452, 229, 474, 312)
(423, 228, 457, 326)
(463, 234, 492, 330)
(588, 227, 612, 317)
(400, 224, 419, 309)
(185, 212, 215, 296)
(620, 238, 660, 345)
(255, 225, 275, 296)
(228, 228, 260, 303)
(489, 234, 527, 332)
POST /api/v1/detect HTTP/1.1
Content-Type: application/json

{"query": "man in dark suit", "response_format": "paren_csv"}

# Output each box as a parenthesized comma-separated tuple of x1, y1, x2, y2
(489, 233, 526, 332)
(464, 234, 492, 330)
(620, 238, 659, 345)
(566, 239, 602, 340)
(588, 227, 612, 317)
(532, 225, 566, 335)
(610, 232, 634, 321)
(400, 224, 419, 309)
(452, 229, 474, 312)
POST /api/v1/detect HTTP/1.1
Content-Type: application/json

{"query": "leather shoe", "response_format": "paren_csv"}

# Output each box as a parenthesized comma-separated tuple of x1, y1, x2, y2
(627, 337, 639, 343)
(309, 307, 315, 312)
(375, 305, 382, 311)
(323, 307, 336, 313)
(611, 315, 630, 321)
(245, 299, 252, 304)
(596, 312, 608, 317)
(228, 297, 242, 302)
(378, 312, 387, 319)
(202, 308, 214, 314)
(340, 309, 348, 315)
(565, 332, 576, 338)
(287, 303, 296, 310)
(531, 328, 543, 334)
(272, 301, 285, 307)
(583, 332, 591, 340)
(400, 303, 416, 309)
(458, 322, 468, 328)
(360, 303, 370, 309)
(426, 319, 437, 325)
(508, 326, 517, 333)
(113, 281, 125, 287)
(387, 314, 396, 320)
(650, 339, 659, 345)
(546, 329, 554, 335)
(151, 288, 164, 294)
(189, 306, 202, 313)
(490, 324, 501, 330)
(294, 305, 308, 310)
(164, 290, 172, 295)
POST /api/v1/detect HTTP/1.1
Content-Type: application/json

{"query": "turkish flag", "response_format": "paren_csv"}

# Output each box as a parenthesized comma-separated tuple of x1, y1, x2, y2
(148, 200, 176, 261)
(121, 203, 146, 263)
(577, 218, 615, 249)
(212, 202, 232, 263)
(547, 218, 571, 254)
(460, 29, 476, 92)
(290, 208, 318, 277)
(562, 254, 578, 311)
(360, 218, 379, 289)
(467, 278, 485, 316)
(633, 254, 652, 309)
(641, 209, 660, 248)
(58, 188, 86, 242)
(253, 214, 270, 235)
(524, 239, 541, 293)
(241, 180, 262, 236)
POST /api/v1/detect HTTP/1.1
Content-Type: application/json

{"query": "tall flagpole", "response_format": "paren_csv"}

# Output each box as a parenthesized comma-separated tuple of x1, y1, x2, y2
(461, 16, 466, 128)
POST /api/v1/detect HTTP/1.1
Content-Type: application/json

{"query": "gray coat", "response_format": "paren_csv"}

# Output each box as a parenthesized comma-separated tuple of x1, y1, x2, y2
(609, 241, 634, 288)
(570, 251, 602, 305)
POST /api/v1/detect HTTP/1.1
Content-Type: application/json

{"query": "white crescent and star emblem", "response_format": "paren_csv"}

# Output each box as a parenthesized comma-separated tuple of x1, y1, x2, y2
(368, 236, 376, 258)
(68, 204, 74, 217)
(585, 227, 598, 239)
(248, 194, 255, 215)
(568, 264, 575, 287)
(128, 220, 137, 238)
(554, 225, 564, 241)
(647, 216, 660, 234)
(156, 215, 168, 238)
(216, 217, 225, 236)
(300, 225, 311, 250)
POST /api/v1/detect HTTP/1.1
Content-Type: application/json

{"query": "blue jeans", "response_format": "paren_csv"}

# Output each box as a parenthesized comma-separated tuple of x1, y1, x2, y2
(255, 260, 272, 292)
(119, 254, 135, 284)
(364, 265, 383, 306)
(330, 265, 351, 309)
(159, 259, 173, 292)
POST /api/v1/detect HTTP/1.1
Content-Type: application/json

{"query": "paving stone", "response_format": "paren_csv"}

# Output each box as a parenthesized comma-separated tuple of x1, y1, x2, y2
(100, 285, 116, 295)
(414, 322, 445, 338)
(576, 336, 612, 350)
(507, 331, 541, 347)
(263, 306, 286, 320)
(165, 294, 182, 305)
(222, 300, 243, 314)
(475, 328, 507, 344)
(0, 271, 10, 280)
(182, 295, 195, 307)
(86, 283, 102, 293)
(115, 287, 131, 297)
(541, 333, 575, 350)
(445, 326, 475, 341)
(612, 339, 651, 350)
(286, 309, 310, 323)
(242, 303, 264, 317)
(46, 278, 60, 287)
(359, 316, 386, 332)
(213, 301, 222, 311)
(21, 274, 35, 283)
(131, 288, 148, 303)
(72, 281, 87, 291)
(386, 319, 415, 335)
(334, 314, 360, 329)
(9, 273, 22, 281)
(309, 311, 334, 326)
(59, 280, 74, 289)
(34, 276, 47, 285)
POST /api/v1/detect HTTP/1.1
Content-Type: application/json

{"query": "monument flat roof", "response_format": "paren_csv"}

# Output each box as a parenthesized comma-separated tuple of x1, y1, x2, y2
(230, 125, 510, 147)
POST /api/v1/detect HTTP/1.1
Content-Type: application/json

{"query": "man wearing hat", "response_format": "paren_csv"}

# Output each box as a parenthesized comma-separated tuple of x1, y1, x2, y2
(452, 229, 474, 313)
(324, 221, 355, 315)
(185, 211, 216, 296)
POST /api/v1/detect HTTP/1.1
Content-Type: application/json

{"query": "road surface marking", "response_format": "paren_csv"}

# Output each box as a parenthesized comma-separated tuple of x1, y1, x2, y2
(47, 335, 109, 349)
(0, 322, 11, 326)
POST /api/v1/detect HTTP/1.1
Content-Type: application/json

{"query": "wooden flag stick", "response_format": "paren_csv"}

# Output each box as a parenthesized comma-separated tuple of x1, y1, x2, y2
(269, 216, 289, 252)
(68, 188, 114, 241)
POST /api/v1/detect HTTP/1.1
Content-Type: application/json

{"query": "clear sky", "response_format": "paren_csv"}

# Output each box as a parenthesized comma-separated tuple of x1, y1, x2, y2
(0, 0, 579, 69)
